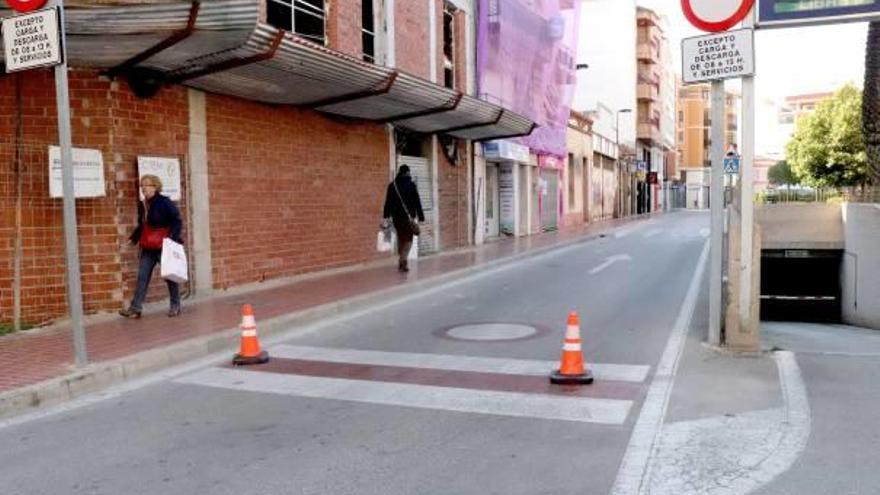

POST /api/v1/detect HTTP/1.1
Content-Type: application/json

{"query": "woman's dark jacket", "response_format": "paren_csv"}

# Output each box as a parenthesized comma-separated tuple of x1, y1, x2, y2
(383, 175, 425, 222)
(129, 194, 183, 247)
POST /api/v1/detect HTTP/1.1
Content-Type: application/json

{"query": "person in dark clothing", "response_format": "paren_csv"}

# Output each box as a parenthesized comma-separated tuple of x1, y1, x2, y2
(119, 174, 184, 318)
(383, 165, 425, 272)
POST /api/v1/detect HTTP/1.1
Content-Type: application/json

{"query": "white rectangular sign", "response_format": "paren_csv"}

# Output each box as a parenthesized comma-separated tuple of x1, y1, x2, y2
(48, 146, 106, 198)
(2, 8, 62, 73)
(137, 156, 182, 201)
(682, 29, 755, 84)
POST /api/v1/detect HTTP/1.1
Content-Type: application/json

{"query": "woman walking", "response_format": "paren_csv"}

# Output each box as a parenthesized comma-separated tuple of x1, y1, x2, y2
(119, 174, 183, 318)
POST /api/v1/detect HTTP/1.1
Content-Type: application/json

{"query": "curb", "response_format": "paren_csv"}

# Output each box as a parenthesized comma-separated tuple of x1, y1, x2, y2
(0, 216, 651, 420)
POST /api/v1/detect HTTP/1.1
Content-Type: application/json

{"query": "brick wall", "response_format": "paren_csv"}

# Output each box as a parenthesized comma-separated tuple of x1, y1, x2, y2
(327, 0, 363, 58)
(395, 0, 430, 79)
(205, 94, 389, 289)
(434, 3, 471, 250)
(108, 79, 191, 310)
(432, 2, 468, 91)
(437, 141, 469, 250)
(0, 70, 189, 326)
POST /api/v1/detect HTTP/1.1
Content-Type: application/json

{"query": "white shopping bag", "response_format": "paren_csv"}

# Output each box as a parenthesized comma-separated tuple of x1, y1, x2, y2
(407, 235, 419, 261)
(376, 230, 393, 252)
(160, 238, 189, 283)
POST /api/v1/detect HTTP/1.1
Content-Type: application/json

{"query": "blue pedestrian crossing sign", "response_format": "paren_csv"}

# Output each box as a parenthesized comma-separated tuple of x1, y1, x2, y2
(723, 156, 740, 174)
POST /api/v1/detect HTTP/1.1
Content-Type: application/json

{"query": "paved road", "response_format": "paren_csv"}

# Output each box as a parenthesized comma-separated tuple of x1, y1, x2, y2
(0, 212, 711, 495)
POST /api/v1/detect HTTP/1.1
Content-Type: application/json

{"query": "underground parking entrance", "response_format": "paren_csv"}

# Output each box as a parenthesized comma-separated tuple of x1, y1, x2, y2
(760, 249, 843, 323)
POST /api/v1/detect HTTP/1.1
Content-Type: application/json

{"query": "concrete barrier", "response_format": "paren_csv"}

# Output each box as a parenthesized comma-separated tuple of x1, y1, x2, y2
(841, 203, 880, 329)
(756, 203, 843, 250)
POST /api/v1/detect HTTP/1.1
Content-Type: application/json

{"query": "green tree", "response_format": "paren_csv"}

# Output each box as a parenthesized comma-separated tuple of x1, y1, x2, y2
(786, 84, 867, 188)
(863, 22, 880, 185)
(767, 160, 797, 186)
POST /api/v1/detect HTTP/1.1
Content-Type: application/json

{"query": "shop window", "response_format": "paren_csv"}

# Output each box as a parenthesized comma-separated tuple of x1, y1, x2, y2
(267, 0, 326, 45)
(362, 0, 375, 62)
(443, 5, 456, 89)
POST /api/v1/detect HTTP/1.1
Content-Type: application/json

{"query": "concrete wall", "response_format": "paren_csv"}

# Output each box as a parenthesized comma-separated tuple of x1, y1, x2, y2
(726, 207, 761, 352)
(756, 203, 844, 250)
(841, 203, 880, 329)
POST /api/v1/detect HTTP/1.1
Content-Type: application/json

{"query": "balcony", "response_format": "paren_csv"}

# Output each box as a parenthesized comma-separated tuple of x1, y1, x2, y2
(637, 43, 658, 64)
(637, 80, 659, 101)
(638, 119, 662, 143)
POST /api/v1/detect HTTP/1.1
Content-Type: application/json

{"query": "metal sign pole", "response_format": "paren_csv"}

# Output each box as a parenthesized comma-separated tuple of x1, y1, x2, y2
(52, 0, 88, 366)
(708, 80, 725, 346)
(739, 7, 756, 333)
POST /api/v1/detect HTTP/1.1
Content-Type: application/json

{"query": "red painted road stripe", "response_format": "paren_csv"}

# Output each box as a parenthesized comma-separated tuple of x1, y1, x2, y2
(225, 358, 643, 401)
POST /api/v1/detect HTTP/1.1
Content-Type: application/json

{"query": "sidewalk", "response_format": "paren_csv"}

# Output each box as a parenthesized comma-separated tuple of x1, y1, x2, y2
(0, 214, 650, 418)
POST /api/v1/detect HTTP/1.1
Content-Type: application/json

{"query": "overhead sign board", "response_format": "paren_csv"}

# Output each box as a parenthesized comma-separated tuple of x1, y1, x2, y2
(482, 140, 530, 163)
(681, 0, 756, 32)
(2, 7, 62, 73)
(758, 0, 880, 27)
(682, 29, 755, 84)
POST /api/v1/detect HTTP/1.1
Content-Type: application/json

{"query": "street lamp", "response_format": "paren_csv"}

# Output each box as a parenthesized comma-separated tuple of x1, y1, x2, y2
(615, 109, 632, 217)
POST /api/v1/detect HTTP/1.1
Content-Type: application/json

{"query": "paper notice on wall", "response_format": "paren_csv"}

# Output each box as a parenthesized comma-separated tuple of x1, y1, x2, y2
(137, 156, 182, 201)
(48, 146, 106, 198)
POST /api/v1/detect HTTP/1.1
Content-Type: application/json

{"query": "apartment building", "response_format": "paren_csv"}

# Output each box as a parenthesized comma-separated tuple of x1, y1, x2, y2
(676, 82, 740, 208)
(635, 7, 676, 213)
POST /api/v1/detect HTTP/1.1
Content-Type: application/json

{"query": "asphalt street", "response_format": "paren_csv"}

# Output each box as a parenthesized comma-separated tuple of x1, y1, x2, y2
(0, 212, 712, 495)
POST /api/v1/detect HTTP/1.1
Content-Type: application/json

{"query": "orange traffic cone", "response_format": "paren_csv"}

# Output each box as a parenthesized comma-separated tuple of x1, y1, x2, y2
(550, 311, 594, 385)
(233, 304, 269, 365)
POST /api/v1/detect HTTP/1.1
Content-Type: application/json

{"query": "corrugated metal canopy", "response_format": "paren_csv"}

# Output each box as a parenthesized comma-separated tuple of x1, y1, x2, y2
(0, 0, 535, 141)
(447, 109, 537, 141)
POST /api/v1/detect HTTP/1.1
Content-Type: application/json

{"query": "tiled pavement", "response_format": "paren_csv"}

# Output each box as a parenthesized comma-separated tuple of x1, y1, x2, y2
(0, 215, 649, 401)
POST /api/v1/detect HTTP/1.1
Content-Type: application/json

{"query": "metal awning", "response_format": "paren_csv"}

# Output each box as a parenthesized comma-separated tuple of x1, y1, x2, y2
(0, 0, 535, 141)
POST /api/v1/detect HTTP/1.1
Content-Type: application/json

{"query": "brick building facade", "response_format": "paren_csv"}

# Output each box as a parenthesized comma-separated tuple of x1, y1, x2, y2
(0, 0, 529, 327)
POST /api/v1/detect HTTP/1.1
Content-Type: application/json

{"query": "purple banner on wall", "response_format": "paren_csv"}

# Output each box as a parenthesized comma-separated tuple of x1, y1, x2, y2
(477, 0, 581, 157)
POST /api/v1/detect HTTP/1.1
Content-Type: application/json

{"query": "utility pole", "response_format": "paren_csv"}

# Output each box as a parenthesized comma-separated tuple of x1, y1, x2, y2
(708, 80, 725, 346)
(616, 108, 632, 217)
(53, 0, 88, 366)
(738, 6, 756, 334)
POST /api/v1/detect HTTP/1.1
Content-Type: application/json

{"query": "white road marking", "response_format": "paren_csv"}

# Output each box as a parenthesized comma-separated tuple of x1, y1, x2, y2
(271, 345, 650, 383)
(175, 368, 633, 425)
(610, 238, 710, 495)
(644, 352, 811, 494)
(589, 254, 633, 275)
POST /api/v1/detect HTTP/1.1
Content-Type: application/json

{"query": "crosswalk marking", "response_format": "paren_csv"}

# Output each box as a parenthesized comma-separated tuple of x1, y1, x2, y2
(176, 367, 634, 424)
(270, 345, 650, 383)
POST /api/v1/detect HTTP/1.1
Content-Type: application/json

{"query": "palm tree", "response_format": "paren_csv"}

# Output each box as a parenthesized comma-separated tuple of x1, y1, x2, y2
(863, 21, 880, 186)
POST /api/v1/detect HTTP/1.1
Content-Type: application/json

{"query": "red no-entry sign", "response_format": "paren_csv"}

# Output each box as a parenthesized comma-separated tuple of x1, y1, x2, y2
(5, 0, 48, 12)
(681, 0, 755, 32)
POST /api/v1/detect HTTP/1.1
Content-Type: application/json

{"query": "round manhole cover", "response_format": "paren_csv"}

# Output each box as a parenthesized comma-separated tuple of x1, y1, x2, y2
(445, 323, 539, 342)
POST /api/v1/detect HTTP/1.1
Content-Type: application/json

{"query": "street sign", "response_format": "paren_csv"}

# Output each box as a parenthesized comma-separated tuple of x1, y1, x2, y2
(681, 0, 756, 32)
(723, 156, 740, 174)
(681, 28, 754, 84)
(758, 0, 880, 28)
(2, 7, 62, 73)
(4, 0, 48, 12)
